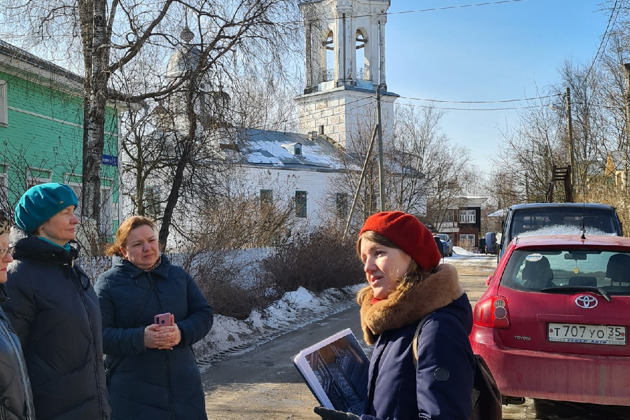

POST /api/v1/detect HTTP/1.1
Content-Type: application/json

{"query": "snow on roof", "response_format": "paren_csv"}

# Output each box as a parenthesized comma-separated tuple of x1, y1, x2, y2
(237, 128, 351, 171)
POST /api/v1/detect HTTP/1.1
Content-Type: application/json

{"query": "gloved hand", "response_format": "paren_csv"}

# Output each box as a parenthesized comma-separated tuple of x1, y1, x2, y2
(314, 406, 361, 420)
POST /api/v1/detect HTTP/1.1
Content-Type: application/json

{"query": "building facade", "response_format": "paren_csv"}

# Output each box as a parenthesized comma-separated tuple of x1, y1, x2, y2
(0, 40, 120, 241)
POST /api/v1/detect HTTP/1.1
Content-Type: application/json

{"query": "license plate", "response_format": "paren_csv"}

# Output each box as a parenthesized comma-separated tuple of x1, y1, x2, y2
(548, 323, 627, 345)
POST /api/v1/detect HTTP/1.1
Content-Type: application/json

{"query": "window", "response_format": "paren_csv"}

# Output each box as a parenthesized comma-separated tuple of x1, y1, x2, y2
(0, 80, 7, 126)
(459, 209, 476, 224)
(100, 185, 113, 237)
(295, 190, 307, 218)
(459, 234, 476, 249)
(356, 30, 367, 80)
(260, 189, 273, 207)
(445, 210, 454, 223)
(26, 168, 53, 189)
(324, 31, 334, 82)
(336, 193, 348, 218)
(0, 164, 8, 210)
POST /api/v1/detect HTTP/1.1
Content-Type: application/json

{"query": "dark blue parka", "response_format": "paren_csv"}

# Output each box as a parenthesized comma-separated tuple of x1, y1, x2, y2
(94, 254, 213, 420)
(0, 286, 35, 420)
(358, 264, 474, 420)
(4, 229, 111, 420)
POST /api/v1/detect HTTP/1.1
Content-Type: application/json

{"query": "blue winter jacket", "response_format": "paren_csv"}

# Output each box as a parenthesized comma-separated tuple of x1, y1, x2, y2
(4, 230, 111, 420)
(358, 264, 475, 420)
(94, 254, 213, 420)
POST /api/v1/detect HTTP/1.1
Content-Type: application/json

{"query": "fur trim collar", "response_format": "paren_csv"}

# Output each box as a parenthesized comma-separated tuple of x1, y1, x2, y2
(357, 264, 464, 345)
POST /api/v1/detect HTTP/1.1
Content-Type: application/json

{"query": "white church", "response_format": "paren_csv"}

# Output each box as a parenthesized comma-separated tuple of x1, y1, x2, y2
(155, 0, 415, 240)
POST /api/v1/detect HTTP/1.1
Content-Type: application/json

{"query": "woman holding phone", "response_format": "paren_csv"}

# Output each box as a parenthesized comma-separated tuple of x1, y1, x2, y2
(95, 216, 213, 420)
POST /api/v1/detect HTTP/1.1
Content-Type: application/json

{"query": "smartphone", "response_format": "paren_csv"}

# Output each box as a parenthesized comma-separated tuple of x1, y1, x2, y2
(154, 312, 174, 326)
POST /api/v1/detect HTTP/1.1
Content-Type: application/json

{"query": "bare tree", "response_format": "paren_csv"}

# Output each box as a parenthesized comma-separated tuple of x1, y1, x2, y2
(0, 0, 301, 246)
(392, 105, 473, 231)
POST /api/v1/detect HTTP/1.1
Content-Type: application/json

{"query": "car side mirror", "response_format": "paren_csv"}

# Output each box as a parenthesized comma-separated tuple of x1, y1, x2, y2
(485, 275, 493, 287)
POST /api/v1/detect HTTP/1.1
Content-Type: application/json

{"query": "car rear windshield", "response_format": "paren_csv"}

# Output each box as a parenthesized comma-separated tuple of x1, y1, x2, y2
(509, 208, 619, 241)
(501, 249, 630, 295)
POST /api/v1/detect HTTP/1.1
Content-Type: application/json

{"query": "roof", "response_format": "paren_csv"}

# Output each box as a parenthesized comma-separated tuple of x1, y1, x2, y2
(0, 39, 83, 88)
(513, 235, 630, 248)
(237, 128, 353, 172)
(509, 202, 616, 211)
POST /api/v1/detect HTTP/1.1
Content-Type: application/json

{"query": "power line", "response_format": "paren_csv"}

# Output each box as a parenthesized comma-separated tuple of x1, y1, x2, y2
(395, 93, 561, 105)
(584, 0, 621, 82)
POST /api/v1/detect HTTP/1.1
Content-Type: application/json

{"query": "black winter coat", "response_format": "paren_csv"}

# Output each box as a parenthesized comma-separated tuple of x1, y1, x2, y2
(358, 265, 474, 420)
(4, 230, 111, 420)
(0, 286, 35, 420)
(94, 255, 213, 420)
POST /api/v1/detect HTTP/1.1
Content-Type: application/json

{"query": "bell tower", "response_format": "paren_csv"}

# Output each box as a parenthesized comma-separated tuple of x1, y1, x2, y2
(295, 0, 398, 151)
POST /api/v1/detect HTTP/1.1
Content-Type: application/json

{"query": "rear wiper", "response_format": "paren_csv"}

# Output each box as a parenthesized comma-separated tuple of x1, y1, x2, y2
(540, 286, 611, 302)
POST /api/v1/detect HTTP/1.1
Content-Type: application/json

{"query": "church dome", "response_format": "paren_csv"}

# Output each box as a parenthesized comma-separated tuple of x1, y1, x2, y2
(166, 27, 201, 77)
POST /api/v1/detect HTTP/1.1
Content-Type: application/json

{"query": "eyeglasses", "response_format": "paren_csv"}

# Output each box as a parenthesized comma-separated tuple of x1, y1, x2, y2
(0, 247, 13, 259)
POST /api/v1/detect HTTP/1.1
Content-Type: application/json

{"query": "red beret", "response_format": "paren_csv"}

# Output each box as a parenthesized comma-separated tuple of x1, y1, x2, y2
(359, 211, 441, 271)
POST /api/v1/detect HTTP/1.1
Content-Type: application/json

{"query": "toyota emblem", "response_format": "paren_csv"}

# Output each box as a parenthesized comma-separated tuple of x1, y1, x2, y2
(575, 295, 598, 309)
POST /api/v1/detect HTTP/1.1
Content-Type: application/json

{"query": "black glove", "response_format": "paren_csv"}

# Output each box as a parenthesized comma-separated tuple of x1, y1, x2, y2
(313, 406, 361, 420)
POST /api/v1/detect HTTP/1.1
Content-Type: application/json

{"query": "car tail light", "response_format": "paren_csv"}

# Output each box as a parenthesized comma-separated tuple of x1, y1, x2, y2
(474, 296, 510, 329)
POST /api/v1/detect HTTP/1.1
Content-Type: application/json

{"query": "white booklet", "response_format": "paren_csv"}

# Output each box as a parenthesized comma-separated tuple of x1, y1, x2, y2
(293, 328, 370, 415)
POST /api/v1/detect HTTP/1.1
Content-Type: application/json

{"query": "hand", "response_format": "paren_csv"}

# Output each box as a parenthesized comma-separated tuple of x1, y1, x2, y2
(160, 324, 182, 349)
(313, 406, 360, 420)
(144, 323, 181, 350)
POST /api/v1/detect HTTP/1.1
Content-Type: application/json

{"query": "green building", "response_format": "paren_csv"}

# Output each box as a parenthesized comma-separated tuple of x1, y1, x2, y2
(0, 39, 120, 242)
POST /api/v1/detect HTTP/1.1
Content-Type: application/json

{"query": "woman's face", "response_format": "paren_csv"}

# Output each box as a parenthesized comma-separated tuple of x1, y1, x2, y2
(359, 236, 412, 300)
(38, 205, 79, 246)
(0, 232, 12, 284)
(121, 224, 160, 270)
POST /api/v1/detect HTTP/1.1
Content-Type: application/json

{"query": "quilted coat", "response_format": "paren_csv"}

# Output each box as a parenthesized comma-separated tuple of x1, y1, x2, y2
(94, 254, 213, 420)
(357, 264, 475, 420)
(4, 230, 111, 420)
(0, 286, 35, 420)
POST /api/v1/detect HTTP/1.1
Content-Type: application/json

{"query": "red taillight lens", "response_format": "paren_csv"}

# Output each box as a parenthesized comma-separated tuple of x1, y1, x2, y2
(473, 296, 510, 329)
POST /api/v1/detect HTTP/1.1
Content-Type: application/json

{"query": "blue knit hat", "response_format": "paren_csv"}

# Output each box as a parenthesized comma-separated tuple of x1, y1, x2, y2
(15, 183, 79, 233)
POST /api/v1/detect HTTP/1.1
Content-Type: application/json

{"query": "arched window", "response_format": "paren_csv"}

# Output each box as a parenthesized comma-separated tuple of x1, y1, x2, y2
(355, 30, 367, 80)
(323, 30, 334, 82)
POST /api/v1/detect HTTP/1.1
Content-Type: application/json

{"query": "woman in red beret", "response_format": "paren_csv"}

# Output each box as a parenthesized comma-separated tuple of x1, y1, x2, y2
(315, 211, 474, 420)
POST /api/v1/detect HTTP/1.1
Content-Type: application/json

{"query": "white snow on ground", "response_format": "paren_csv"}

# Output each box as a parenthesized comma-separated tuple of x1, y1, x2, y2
(194, 248, 493, 368)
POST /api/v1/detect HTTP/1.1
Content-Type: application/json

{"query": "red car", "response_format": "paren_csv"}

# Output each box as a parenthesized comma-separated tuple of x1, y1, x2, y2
(470, 235, 630, 408)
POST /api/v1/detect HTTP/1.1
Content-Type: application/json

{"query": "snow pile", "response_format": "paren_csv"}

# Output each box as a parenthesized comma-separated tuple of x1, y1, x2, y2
(194, 284, 363, 367)
(194, 251, 495, 368)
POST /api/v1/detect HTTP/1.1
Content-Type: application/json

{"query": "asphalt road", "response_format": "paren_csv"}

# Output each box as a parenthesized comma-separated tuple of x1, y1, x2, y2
(202, 255, 630, 419)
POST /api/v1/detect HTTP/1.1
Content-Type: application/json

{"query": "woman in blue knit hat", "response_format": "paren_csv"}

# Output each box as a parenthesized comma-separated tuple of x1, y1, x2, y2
(4, 183, 111, 420)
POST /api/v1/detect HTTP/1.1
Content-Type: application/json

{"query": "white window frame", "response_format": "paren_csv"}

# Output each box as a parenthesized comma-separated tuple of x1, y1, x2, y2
(459, 234, 476, 248)
(0, 80, 7, 126)
(26, 168, 53, 189)
(459, 209, 476, 224)
(0, 164, 8, 209)
(100, 184, 113, 237)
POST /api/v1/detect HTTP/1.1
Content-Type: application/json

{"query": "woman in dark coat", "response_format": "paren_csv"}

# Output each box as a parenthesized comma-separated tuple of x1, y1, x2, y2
(4, 183, 110, 420)
(94, 216, 213, 420)
(0, 213, 35, 420)
(315, 211, 475, 420)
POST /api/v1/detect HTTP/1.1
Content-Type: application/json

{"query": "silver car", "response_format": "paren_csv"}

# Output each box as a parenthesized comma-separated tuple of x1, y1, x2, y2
(435, 233, 453, 257)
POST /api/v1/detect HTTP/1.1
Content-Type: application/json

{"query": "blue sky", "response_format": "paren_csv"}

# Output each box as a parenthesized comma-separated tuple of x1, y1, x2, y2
(384, 0, 610, 177)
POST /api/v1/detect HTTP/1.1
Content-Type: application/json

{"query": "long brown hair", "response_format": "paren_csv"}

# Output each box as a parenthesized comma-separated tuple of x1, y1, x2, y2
(106, 216, 156, 257)
(356, 230, 429, 294)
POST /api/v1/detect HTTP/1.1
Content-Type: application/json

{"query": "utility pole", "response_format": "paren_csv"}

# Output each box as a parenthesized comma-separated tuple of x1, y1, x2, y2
(566, 87, 575, 194)
(376, 84, 385, 211)
(623, 63, 630, 190)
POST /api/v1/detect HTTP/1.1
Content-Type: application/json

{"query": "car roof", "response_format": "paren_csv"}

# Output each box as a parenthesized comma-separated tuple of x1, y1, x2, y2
(509, 202, 616, 211)
(513, 234, 630, 248)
